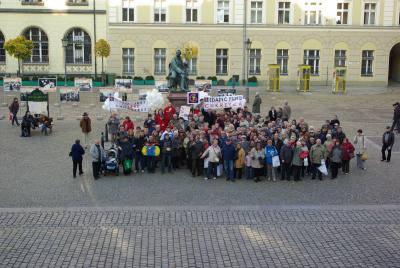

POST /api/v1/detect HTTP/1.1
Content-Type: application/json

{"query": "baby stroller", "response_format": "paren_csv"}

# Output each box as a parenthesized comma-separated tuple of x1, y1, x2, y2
(103, 147, 119, 176)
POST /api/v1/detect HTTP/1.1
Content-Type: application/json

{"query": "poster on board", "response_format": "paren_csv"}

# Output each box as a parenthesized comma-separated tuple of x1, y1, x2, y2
(3, 77, 22, 91)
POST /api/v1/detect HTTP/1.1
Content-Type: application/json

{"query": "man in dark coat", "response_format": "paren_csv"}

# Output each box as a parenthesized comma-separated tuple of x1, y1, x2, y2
(221, 138, 236, 181)
(70, 139, 85, 178)
(280, 141, 294, 180)
(189, 136, 204, 177)
(391, 102, 400, 134)
(381, 126, 395, 162)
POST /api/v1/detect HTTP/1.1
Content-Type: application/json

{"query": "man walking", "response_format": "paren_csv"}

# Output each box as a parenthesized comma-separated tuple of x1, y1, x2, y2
(9, 98, 20, 126)
(80, 112, 91, 149)
(90, 139, 104, 180)
(381, 126, 395, 162)
(70, 139, 85, 178)
(391, 102, 400, 134)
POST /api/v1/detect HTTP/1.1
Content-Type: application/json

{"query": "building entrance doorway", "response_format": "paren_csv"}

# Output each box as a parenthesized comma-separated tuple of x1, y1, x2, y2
(389, 43, 400, 83)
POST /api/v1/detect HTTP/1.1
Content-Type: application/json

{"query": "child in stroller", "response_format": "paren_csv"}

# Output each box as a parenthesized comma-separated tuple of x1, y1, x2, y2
(102, 147, 119, 175)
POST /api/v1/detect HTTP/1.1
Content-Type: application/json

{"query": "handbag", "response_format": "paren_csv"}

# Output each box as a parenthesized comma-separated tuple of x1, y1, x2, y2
(318, 163, 328, 175)
(69, 151, 72, 157)
(272, 155, 280, 167)
(361, 150, 368, 161)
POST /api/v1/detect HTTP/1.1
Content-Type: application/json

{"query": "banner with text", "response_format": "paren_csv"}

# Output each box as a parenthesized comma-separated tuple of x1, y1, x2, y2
(203, 95, 246, 110)
(108, 98, 148, 113)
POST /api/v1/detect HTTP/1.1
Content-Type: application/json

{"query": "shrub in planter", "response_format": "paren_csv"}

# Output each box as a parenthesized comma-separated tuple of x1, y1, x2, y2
(247, 76, 258, 86)
(217, 79, 225, 86)
(133, 76, 145, 85)
(207, 76, 217, 81)
(227, 78, 239, 86)
(145, 75, 155, 85)
(196, 76, 205, 80)
(145, 75, 155, 81)
(133, 76, 143, 80)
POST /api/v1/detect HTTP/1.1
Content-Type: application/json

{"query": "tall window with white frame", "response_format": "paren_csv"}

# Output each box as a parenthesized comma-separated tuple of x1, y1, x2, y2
(154, 0, 166, 23)
(363, 3, 376, 25)
(186, 0, 198, 23)
(187, 58, 197, 75)
(122, 48, 134, 75)
(249, 49, 261, 75)
(336, 2, 349, 24)
(23, 27, 49, 63)
(216, 49, 228, 75)
(217, 0, 229, 23)
(277, 49, 289, 75)
(334, 50, 346, 67)
(304, 50, 320, 75)
(154, 48, 166, 75)
(250, 1, 263, 24)
(122, 0, 134, 22)
(304, 2, 322, 25)
(65, 28, 92, 64)
(0, 31, 5, 63)
(278, 2, 291, 24)
(361, 50, 374, 76)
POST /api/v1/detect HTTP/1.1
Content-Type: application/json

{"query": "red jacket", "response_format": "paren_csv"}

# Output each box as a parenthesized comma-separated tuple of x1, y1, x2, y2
(122, 120, 134, 131)
(341, 142, 355, 161)
(164, 105, 176, 123)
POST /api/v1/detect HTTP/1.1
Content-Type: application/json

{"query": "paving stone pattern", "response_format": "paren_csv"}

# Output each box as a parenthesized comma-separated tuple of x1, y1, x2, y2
(1, 207, 400, 268)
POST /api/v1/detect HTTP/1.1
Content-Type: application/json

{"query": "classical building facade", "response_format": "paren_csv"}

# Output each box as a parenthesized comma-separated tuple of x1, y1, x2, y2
(107, 0, 400, 86)
(1, 0, 400, 86)
(0, 0, 107, 77)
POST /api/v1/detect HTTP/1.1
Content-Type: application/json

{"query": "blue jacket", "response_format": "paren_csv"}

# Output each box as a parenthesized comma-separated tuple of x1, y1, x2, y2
(71, 143, 85, 161)
(265, 145, 278, 165)
(221, 143, 236, 161)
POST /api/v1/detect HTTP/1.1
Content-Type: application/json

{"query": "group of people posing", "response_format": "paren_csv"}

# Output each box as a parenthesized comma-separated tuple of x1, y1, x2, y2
(73, 96, 397, 182)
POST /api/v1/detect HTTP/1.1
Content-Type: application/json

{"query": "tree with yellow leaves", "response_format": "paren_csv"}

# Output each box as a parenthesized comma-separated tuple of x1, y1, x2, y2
(95, 39, 111, 84)
(4, 36, 33, 76)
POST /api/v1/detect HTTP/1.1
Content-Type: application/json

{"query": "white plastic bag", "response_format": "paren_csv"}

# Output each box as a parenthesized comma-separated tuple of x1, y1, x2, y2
(318, 163, 328, 175)
(272, 156, 280, 167)
(304, 158, 309, 167)
(217, 164, 223, 177)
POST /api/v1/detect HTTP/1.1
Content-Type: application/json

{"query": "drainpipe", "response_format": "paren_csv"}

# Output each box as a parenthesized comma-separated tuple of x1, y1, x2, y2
(93, 0, 98, 78)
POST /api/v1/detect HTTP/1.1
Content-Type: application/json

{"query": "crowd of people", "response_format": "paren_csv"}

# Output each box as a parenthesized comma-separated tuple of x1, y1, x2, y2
(72, 97, 397, 182)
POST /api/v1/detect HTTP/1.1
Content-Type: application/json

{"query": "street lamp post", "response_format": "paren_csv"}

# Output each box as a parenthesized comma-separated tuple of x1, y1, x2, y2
(61, 38, 68, 86)
(245, 38, 252, 103)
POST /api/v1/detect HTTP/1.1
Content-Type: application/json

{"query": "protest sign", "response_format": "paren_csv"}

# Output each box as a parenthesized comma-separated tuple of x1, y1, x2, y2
(38, 78, 57, 91)
(179, 105, 191, 120)
(108, 98, 148, 113)
(203, 95, 246, 110)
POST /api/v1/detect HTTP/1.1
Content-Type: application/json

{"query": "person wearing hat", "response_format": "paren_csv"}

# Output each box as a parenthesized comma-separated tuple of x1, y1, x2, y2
(381, 126, 395, 162)
(80, 112, 92, 149)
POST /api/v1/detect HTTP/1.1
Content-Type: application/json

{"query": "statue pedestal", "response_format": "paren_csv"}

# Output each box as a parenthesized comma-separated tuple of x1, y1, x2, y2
(167, 91, 187, 109)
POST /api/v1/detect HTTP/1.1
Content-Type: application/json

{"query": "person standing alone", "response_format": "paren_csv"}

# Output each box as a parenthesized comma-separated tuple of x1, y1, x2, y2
(80, 112, 91, 149)
(9, 98, 20, 126)
(252, 93, 262, 115)
(70, 139, 85, 178)
(90, 139, 104, 180)
(381, 126, 395, 162)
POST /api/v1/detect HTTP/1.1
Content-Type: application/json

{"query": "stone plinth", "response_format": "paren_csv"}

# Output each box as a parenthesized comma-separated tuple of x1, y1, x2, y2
(167, 92, 187, 109)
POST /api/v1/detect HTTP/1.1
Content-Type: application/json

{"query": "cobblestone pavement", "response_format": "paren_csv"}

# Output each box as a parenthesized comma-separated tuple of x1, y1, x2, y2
(1, 87, 400, 267)
(1, 206, 400, 268)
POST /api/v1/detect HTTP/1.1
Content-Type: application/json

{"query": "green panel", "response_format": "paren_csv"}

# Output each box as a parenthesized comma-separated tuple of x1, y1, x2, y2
(145, 80, 155, 85)
(22, 81, 38, 86)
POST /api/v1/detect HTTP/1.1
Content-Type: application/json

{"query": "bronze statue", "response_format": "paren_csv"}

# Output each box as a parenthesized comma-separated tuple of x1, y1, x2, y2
(168, 49, 189, 92)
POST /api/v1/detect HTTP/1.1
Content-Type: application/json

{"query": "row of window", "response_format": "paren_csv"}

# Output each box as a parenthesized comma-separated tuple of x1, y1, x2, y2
(121, 48, 374, 77)
(120, 0, 400, 26)
(0, 28, 92, 64)
(21, 0, 87, 5)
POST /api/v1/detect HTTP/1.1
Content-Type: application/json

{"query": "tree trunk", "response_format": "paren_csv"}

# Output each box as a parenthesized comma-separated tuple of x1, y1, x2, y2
(101, 57, 104, 85)
(17, 58, 21, 77)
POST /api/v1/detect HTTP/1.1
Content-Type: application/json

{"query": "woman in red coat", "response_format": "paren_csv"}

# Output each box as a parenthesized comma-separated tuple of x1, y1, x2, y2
(341, 138, 355, 174)
(163, 103, 176, 123)
(155, 109, 167, 132)
(122, 116, 134, 132)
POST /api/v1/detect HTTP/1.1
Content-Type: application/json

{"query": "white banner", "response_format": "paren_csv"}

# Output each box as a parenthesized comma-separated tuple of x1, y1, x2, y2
(203, 95, 246, 110)
(108, 98, 148, 113)
(179, 105, 191, 120)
